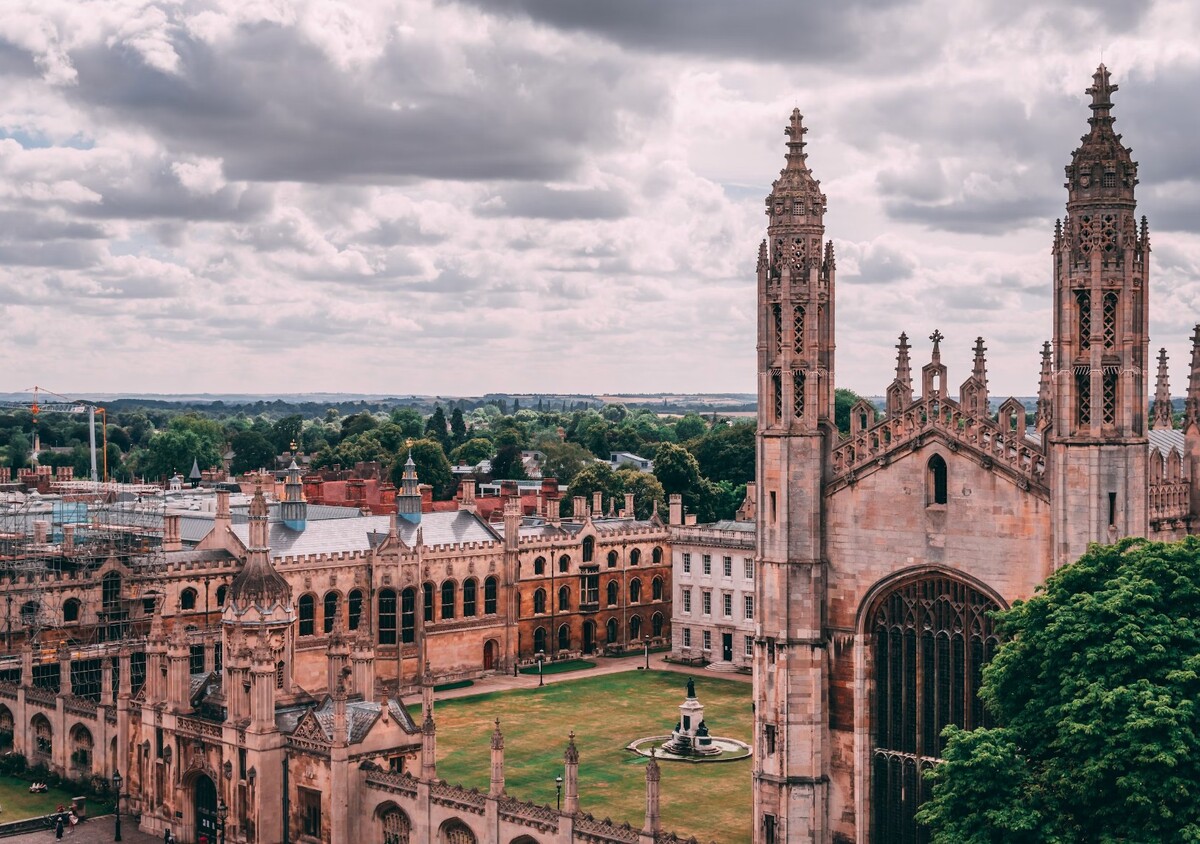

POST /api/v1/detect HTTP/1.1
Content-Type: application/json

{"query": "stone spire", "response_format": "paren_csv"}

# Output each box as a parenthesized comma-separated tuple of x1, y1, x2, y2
(1153, 348, 1174, 430)
(562, 732, 579, 815)
(1186, 326, 1200, 432)
(281, 459, 307, 531)
(960, 336, 989, 417)
(784, 108, 810, 173)
(397, 452, 422, 525)
(228, 485, 290, 614)
(642, 749, 661, 836)
(921, 329, 948, 401)
(489, 719, 505, 797)
(886, 332, 914, 417)
(972, 337, 987, 384)
(1037, 341, 1054, 430)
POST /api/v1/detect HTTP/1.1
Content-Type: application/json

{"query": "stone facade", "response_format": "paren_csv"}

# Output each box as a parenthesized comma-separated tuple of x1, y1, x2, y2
(752, 66, 1199, 844)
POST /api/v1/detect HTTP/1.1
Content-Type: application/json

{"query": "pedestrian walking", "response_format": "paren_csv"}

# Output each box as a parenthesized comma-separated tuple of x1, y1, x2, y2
(54, 814, 64, 840)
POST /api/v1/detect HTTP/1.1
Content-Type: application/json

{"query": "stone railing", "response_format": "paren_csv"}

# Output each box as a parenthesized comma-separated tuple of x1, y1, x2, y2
(363, 768, 419, 797)
(0, 682, 19, 700)
(498, 796, 559, 834)
(829, 397, 1046, 494)
(25, 686, 58, 707)
(1150, 481, 1191, 523)
(64, 697, 98, 717)
(430, 780, 487, 815)
(177, 716, 223, 739)
(574, 813, 641, 843)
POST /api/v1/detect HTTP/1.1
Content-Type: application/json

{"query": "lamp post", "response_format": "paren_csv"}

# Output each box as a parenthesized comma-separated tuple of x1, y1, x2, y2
(643, 634, 651, 670)
(111, 768, 123, 842)
(217, 799, 228, 844)
(555, 775, 563, 811)
(536, 650, 545, 687)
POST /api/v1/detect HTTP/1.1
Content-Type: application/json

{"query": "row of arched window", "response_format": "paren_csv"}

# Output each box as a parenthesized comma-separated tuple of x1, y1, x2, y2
(529, 577, 662, 614)
(297, 590, 366, 637)
(531, 613, 664, 653)
(530, 545, 664, 575)
(376, 578, 499, 645)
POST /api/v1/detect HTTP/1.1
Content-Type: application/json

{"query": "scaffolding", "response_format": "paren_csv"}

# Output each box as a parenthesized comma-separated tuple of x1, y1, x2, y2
(0, 481, 167, 655)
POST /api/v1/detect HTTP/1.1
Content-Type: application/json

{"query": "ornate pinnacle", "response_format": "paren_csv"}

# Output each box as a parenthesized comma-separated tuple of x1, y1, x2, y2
(1037, 341, 1054, 428)
(757, 239, 768, 272)
(1086, 63, 1117, 113)
(972, 337, 987, 382)
(929, 329, 944, 361)
(895, 332, 912, 386)
(564, 731, 579, 765)
(1186, 326, 1200, 431)
(646, 747, 660, 783)
(1153, 348, 1173, 430)
(491, 718, 504, 750)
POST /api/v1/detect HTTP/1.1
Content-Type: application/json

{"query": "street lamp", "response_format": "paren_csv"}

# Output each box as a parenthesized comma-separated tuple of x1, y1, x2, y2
(643, 634, 651, 670)
(111, 768, 123, 842)
(555, 775, 563, 811)
(217, 799, 229, 844)
(536, 650, 546, 687)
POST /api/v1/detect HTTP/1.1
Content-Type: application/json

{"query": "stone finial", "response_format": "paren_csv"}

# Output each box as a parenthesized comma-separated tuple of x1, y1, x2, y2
(972, 337, 987, 383)
(895, 332, 912, 387)
(1153, 347, 1174, 431)
(646, 747, 661, 783)
(1087, 63, 1117, 112)
(1037, 341, 1054, 429)
(564, 731, 579, 765)
(491, 718, 504, 751)
(929, 329, 944, 362)
(757, 239, 769, 272)
(1185, 326, 1200, 431)
(784, 108, 809, 168)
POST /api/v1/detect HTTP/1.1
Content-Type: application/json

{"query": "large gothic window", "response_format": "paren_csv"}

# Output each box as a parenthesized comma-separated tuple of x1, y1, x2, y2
(1102, 292, 1118, 349)
(771, 372, 782, 423)
(1077, 369, 1092, 427)
(771, 304, 783, 357)
(381, 807, 411, 844)
(1076, 290, 1092, 350)
(870, 576, 1001, 844)
(793, 370, 806, 419)
(793, 306, 805, 355)
(1102, 368, 1118, 426)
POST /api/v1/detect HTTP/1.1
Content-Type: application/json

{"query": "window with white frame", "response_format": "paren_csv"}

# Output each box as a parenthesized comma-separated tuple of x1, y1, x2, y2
(682, 589, 692, 613)
(702, 591, 712, 615)
(682, 552, 691, 573)
(744, 595, 754, 620)
(702, 630, 711, 651)
(702, 554, 712, 575)
(723, 556, 732, 577)
(744, 558, 754, 579)
(723, 593, 733, 618)
(683, 627, 692, 647)
(745, 635, 753, 657)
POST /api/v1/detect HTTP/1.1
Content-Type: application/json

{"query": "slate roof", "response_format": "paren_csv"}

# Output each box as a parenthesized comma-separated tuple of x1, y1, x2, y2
(277, 695, 418, 744)
(230, 510, 497, 558)
(1149, 428, 1185, 456)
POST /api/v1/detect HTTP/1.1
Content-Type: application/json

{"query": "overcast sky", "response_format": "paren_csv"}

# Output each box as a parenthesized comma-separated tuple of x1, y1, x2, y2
(1, 0, 1198, 399)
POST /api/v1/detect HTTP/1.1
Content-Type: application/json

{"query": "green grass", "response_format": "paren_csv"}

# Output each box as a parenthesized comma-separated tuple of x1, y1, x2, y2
(517, 658, 597, 676)
(0, 775, 92, 822)
(421, 671, 752, 843)
(434, 679, 475, 692)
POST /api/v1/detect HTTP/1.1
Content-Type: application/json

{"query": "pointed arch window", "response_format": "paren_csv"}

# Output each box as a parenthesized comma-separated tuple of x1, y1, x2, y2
(440, 581, 456, 620)
(771, 372, 782, 423)
(533, 589, 546, 615)
(484, 576, 498, 615)
(582, 536, 594, 563)
(607, 580, 618, 606)
(423, 582, 434, 623)
(1077, 369, 1092, 426)
(347, 589, 363, 631)
(793, 370, 806, 419)
(400, 588, 415, 644)
(1102, 292, 1118, 349)
(771, 304, 783, 357)
(533, 627, 547, 654)
(793, 306, 805, 355)
(298, 594, 315, 637)
(378, 589, 397, 645)
(1102, 368, 1118, 426)
(558, 585, 570, 612)
(927, 455, 947, 506)
(323, 591, 339, 634)
(1076, 290, 1092, 350)
(463, 578, 477, 617)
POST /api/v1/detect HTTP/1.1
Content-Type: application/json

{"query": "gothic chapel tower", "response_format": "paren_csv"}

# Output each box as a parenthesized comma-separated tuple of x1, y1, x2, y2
(1049, 65, 1150, 569)
(753, 109, 837, 843)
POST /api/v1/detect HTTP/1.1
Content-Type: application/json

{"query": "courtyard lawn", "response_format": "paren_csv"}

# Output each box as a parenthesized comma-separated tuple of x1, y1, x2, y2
(0, 775, 91, 822)
(420, 671, 752, 843)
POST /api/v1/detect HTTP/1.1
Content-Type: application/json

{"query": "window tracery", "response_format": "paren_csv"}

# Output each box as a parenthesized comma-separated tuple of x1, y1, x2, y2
(1076, 290, 1091, 350)
(793, 371, 806, 420)
(793, 307, 805, 355)
(1102, 292, 1118, 349)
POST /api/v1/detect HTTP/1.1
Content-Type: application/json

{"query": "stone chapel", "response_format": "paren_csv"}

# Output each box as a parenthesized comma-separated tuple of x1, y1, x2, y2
(752, 65, 1197, 843)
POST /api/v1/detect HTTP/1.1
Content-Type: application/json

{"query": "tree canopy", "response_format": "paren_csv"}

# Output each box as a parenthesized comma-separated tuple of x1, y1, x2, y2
(918, 537, 1200, 843)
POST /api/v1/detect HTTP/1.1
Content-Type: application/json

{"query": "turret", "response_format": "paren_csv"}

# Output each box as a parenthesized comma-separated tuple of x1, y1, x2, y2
(886, 332, 914, 417)
(1153, 348, 1174, 430)
(280, 459, 307, 531)
(562, 731, 579, 815)
(642, 749, 661, 836)
(489, 719, 505, 797)
(397, 454, 422, 524)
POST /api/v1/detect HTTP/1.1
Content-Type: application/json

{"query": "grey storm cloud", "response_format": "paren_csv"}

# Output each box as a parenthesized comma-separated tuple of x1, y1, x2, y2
(475, 185, 630, 220)
(63, 20, 662, 185)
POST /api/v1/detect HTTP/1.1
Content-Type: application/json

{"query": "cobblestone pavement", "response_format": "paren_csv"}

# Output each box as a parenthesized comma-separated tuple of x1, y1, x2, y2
(2, 815, 160, 844)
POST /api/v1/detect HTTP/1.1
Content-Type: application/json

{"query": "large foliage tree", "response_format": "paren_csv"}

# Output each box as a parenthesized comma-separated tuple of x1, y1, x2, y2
(229, 431, 277, 475)
(688, 421, 754, 485)
(392, 438, 454, 499)
(918, 537, 1200, 843)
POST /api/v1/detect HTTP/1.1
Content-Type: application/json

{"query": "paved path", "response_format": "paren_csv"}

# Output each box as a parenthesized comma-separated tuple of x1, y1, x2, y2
(433, 651, 750, 703)
(2, 815, 160, 844)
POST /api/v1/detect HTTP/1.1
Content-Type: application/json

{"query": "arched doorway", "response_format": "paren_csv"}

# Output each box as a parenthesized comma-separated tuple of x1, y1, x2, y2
(582, 621, 595, 655)
(483, 639, 497, 671)
(194, 774, 218, 843)
(868, 574, 1001, 844)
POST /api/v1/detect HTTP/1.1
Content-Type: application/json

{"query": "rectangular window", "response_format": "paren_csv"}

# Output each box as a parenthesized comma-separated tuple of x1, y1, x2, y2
(745, 635, 753, 657)
(765, 724, 776, 755)
(682, 589, 692, 613)
(702, 591, 712, 615)
(723, 556, 732, 577)
(723, 593, 733, 618)
(745, 595, 754, 620)
(299, 787, 321, 837)
(744, 558, 754, 579)
(764, 813, 776, 844)
(682, 553, 691, 573)
(682, 628, 691, 647)
(702, 554, 712, 575)
(702, 630, 711, 651)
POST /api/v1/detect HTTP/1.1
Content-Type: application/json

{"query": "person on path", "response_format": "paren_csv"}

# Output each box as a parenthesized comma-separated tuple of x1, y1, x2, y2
(54, 814, 64, 839)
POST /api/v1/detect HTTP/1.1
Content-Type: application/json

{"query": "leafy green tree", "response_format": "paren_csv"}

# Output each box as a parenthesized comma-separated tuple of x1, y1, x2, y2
(489, 443, 527, 480)
(141, 426, 223, 481)
(540, 440, 594, 484)
(229, 431, 278, 475)
(674, 413, 708, 441)
(425, 406, 449, 447)
(688, 422, 754, 485)
(5, 431, 30, 469)
(450, 407, 467, 445)
(340, 412, 378, 441)
(450, 437, 494, 467)
(560, 463, 623, 516)
(653, 442, 717, 523)
(918, 537, 1200, 844)
(392, 438, 454, 499)
(601, 403, 628, 423)
(390, 407, 425, 439)
(271, 414, 304, 452)
(615, 468, 665, 519)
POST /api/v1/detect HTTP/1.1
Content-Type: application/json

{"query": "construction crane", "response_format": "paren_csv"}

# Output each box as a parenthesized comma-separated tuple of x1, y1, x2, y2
(0, 386, 101, 481)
